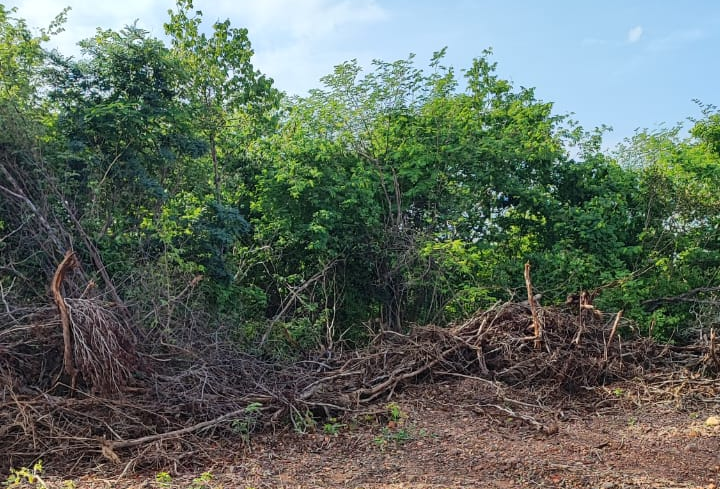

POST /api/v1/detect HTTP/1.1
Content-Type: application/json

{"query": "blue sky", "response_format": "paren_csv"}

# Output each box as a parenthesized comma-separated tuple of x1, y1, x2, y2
(6, 0, 719, 148)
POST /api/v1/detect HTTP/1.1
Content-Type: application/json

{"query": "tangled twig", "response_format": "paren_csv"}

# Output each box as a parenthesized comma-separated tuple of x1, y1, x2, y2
(1, 295, 719, 473)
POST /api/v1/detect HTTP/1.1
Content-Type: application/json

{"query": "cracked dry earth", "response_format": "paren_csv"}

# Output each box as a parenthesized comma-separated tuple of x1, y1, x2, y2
(54, 378, 720, 489)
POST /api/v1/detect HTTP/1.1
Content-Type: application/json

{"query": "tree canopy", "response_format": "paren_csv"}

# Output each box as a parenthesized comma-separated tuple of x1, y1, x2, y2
(1, 1, 719, 353)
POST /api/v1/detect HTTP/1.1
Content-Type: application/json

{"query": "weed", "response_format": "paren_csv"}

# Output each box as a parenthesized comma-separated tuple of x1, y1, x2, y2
(230, 402, 263, 445)
(322, 418, 346, 436)
(291, 408, 317, 434)
(612, 387, 624, 397)
(372, 403, 435, 450)
(385, 426, 413, 442)
(155, 471, 172, 488)
(245, 402, 263, 415)
(5, 461, 47, 489)
(373, 424, 421, 450)
(386, 402, 406, 422)
(189, 471, 213, 489)
(372, 434, 388, 450)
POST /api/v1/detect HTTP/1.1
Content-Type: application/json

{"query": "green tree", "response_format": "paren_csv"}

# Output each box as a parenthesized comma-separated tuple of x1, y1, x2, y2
(613, 120, 720, 339)
(46, 24, 201, 274)
(253, 49, 582, 338)
(164, 0, 280, 204)
(162, 0, 280, 289)
(0, 5, 73, 297)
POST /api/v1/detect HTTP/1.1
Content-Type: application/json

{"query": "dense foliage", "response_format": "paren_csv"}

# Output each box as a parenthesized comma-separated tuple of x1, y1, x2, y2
(1, 2, 719, 353)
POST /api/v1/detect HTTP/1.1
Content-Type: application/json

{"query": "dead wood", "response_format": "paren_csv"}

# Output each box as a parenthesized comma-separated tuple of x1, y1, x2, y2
(104, 397, 271, 452)
(51, 250, 79, 386)
(1, 296, 719, 474)
(524, 262, 542, 350)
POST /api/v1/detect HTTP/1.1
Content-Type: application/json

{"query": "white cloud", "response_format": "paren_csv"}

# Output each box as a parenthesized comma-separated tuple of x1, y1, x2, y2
(4, 0, 390, 94)
(213, 0, 389, 94)
(627, 25, 643, 43)
(6, 0, 167, 57)
(220, 0, 388, 40)
(583, 25, 645, 49)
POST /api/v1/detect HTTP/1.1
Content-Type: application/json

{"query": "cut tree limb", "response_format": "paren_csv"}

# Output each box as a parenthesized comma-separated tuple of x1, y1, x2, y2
(52, 250, 79, 387)
(604, 310, 623, 363)
(524, 262, 542, 350)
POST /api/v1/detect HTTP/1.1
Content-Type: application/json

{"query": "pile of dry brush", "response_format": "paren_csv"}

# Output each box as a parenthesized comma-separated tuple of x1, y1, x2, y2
(1, 256, 719, 474)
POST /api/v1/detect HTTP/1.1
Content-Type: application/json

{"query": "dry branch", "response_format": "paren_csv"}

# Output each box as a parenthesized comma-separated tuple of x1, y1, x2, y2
(708, 329, 720, 372)
(604, 310, 623, 361)
(51, 250, 79, 386)
(105, 397, 270, 452)
(1, 294, 717, 473)
(259, 259, 338, 346)
(61, 203, 127, 317)
(0, 166, 65, 253)
(524, 262, 542, 349)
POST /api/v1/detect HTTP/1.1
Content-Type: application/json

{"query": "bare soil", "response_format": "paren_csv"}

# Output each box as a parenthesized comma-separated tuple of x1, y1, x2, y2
(38, 377, 720, 489)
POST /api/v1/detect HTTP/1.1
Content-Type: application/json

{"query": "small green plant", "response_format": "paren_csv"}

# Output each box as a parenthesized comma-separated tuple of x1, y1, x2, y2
(5, 461, 47, 489)
(155, 471, 172, 488)
(62, 481, 76, 489)
(230, 402, 263, 445)
(189, 471, 213, 489)
(323, 418, 346, 436)
(230, 418, 251, 441)
(612, 387, 624, 397)
(372, 403, 435, 451)
(388, 426, 413, 442)
(627, 416, 638, 427)
(386, 402, 406, 422)
(245, 402, 263, 414)
(373, 425, 415, 450)
(290, 408, 317, 434)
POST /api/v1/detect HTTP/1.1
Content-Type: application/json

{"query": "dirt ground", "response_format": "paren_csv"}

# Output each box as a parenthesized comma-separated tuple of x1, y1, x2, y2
(30, 377, 720, 489)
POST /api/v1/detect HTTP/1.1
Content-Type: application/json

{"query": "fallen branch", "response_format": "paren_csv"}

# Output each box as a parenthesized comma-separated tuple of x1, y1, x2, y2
(105, 396, 272, 453)
(2, 293, 716, 472)
(708, 329, 720, 372)
(477, 403, 556, 435)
